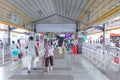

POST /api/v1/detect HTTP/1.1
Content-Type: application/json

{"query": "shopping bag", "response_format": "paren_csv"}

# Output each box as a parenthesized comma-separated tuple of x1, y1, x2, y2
(114, 56, 119, 64)
(35, 56, 39, 63)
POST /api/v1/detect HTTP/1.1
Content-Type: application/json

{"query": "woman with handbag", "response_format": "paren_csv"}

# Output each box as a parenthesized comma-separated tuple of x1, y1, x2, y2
(43, 41, 54, 72)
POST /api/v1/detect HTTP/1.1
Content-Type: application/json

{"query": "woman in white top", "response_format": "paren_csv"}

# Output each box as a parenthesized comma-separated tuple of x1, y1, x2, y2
(27, 36, 38, 73)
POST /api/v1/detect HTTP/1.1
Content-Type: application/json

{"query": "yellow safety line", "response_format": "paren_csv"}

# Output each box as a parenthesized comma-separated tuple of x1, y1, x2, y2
(11, 31, 25, 34)
(89, 26, 120, 35)
(8, 62, 25, 71)
(81, 5, 120, 31)
(0, 28, 7, 31)
(0, 28, 25, 34)
(0, 20, 32, 31)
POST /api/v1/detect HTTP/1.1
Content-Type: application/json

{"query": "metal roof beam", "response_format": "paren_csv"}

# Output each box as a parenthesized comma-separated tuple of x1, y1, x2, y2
(34, 14, 79, 23)
(55, 14, 78, 22)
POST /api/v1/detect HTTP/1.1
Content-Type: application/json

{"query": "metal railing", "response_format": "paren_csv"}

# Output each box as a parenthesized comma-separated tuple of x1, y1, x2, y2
(82, 44, 120, 73)
(1, 46, 12, 64)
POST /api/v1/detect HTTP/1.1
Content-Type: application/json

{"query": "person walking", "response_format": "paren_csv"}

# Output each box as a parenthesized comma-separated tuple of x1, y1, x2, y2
(11, 41, 17, 60)
(27, 36, 38, 73)
(44, 41, 54, 72)
(67, 38, 71, 50)
(12, 46, 20, 61)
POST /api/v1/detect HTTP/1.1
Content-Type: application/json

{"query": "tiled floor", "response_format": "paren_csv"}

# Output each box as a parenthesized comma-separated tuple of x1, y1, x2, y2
(0, 50, 111, 80)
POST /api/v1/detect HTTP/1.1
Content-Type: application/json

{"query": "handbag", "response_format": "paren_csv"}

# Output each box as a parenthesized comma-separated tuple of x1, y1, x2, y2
(35, 56, 39, 63)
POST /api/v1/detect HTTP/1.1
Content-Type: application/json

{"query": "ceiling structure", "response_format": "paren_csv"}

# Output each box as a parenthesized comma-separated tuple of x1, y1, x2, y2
(7, 0, 88, 24)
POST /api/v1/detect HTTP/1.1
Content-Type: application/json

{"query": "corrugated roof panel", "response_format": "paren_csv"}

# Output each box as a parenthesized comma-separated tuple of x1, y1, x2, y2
(7, 0, 88, 24)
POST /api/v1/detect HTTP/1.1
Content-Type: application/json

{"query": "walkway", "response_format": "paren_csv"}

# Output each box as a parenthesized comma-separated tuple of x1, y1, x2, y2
(0, 51, 110, 80)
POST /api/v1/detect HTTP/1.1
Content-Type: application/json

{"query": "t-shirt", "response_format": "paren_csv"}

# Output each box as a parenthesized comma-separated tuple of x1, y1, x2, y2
(68, 40, 70, 44)
(13, 48, 20, 56)
(45, 45, 54, 57)
(11, 44, 16, 50)
(27, 41, 36, 57)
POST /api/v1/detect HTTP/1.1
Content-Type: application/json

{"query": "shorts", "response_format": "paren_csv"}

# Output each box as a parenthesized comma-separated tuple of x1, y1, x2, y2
(45, 56, 53, 67)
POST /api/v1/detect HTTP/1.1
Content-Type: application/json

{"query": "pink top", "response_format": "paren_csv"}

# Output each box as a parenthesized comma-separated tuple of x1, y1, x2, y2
(45, 45, 54, 57)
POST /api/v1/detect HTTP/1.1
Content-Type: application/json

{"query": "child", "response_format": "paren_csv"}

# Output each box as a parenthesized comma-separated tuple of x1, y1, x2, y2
(12, 46, 20, 61)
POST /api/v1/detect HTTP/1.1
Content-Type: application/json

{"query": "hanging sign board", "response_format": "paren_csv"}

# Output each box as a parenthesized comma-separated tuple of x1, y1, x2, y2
(11, 13, 18, 24)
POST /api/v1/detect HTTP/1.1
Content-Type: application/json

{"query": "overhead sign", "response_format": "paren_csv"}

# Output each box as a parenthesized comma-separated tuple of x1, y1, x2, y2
(11, 13, 18, 24)
(36, 24, 76, 32)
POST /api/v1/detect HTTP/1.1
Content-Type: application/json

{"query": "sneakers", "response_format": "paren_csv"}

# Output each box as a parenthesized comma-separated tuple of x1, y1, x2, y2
(49, 66, 52, 71)
(46, 67, 49, 72)
(46, 66, 53, 72)
(47, 69, 50, 72)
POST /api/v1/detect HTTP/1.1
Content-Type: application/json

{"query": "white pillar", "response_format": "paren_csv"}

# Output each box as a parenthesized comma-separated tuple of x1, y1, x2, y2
(104, 23, 110, 46)
(3, 24, 9, 46)
(104, 32, 110, 46)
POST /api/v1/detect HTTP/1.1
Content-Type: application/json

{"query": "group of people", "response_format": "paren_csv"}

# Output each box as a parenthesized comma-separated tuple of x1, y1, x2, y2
(11, 36, 54, 73)
(26, 36, 54, 73)
(111, 40, 120, 48)
(52, 38, 74, 50)
(11, 40, 23, 61)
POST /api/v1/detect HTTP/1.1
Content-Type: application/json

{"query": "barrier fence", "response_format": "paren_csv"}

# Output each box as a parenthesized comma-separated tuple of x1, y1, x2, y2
(0, 41, 45, 66)
(0, 46, 12, 65)
(82, 44, 120, 73)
